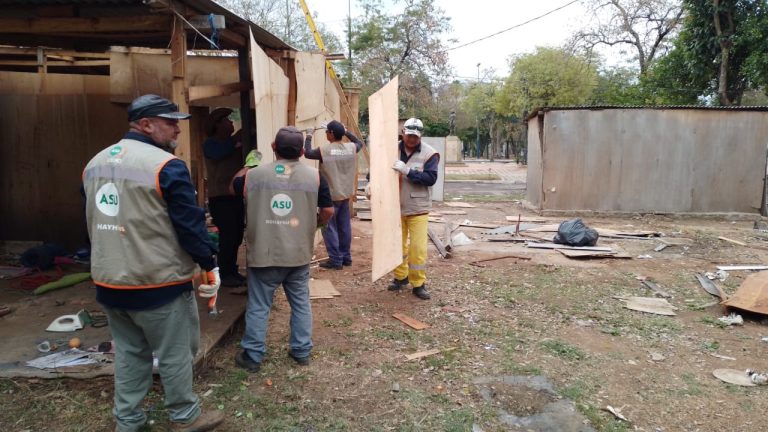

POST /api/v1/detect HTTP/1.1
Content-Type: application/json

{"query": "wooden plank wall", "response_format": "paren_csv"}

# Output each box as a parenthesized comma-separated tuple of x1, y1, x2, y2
(368, 77, 402, 282)
(529, 109, 768, 213)
(0, 72, 126, 247)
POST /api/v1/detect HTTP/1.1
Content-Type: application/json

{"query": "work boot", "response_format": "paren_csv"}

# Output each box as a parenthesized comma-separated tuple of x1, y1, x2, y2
(289, 352, 311, 366)
(412, 285, 431, 300)
(388, 277, 408, 291)
(319, 261, 342, 270)
(342, 260, 352, 267)
(170, 410, 224, 432)
(235, 350, 261, 373)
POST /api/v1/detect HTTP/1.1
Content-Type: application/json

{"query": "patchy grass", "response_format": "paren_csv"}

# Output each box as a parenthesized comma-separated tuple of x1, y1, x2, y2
(540, 340, 587, 361)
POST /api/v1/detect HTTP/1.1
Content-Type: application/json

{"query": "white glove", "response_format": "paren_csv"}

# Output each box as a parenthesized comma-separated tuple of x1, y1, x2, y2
(198, 267, 220, 298)
(392, 160, 409, 175)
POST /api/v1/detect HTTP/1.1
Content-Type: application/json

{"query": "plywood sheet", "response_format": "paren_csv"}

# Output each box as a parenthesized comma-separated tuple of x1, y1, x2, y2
(722, 270, 768, 315)
(392, 313, 429, 330)
(250, 30, 290, 166)
(309, 279, 341, 299)
(294, 52, 326, 123)
(109, 51, 239, 107)
(368, 77, 402, 282)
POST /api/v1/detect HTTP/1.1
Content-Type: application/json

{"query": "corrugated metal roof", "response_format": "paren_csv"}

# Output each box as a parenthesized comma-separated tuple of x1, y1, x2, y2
(527, 105, 768, 121)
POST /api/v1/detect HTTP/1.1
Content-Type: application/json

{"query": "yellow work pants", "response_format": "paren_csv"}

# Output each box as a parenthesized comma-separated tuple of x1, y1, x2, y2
(393, 214, 429, 288)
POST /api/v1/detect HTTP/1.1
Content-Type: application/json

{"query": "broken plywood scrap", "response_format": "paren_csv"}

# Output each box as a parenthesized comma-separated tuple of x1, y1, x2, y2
(641, 280, 672, 298)
(392, 313, 429, 330)
(357, 211, 372, 221)
(712, 369, 756, 387)
(445, 202, 476, 208)
(469, 254, 532, 267)
(721, 270, 768, 315)
(719, 236, 747, 247)
(428, 226, 451, 258)
(505, 215, 549, 223)
(716, 265, 768, 271)
(694, 273, 726, 300)
(443, 222, 455, 252)
(309, 279, 341, 299)
(526, 242, 613, 252)
(557, 249, 630, 259)
(616, 296, 677, 316)
(404, 347, 456, 361)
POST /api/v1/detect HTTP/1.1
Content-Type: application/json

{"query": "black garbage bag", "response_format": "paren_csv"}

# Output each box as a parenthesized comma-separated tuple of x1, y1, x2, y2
(553, 218, 599, 247)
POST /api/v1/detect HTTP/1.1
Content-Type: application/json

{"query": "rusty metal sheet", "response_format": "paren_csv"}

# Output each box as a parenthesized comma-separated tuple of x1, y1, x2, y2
(722, 270, 768, 315)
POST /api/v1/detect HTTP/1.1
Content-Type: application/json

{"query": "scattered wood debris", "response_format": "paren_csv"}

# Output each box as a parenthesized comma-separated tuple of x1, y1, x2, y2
(616, 296, 677, 316)
(428, 227, 451, 258)
(641, 280, 672, 298)
(392, 313, 429, 330)
(309, 279, 341, 299)
(469, 255, 531, 267)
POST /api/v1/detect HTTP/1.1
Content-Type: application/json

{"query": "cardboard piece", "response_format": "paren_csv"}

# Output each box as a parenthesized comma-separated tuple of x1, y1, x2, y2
(368, 77, 402, 282)
(712, 369, 756, 387)
(721, 270, 768, 315)
(694, 273, 726, 299)
(618, 297, 677, 316)
(309, 279, 341, 299)
(392, 313, 429, 330)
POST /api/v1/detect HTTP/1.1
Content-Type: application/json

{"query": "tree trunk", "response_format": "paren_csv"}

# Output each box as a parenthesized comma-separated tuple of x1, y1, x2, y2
(712, 0, 734, 105)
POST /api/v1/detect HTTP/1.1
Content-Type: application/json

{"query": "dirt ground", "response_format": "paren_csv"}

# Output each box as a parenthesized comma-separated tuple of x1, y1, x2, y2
(3, 169, 768, 431)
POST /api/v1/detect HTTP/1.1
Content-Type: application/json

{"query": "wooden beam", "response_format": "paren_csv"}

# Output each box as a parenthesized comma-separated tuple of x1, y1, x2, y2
(0, 60, 109, 67)
(238, 47, 254, 153)
(170, 17, 191, 166)
(218, 29, 246, 47)
(188, 81, 251, 102)
(0, 47, 106, 59)
(0, 16, 172, 34)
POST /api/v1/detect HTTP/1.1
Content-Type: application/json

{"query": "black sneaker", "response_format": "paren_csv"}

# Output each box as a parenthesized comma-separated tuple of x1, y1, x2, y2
(235, 350, 261, 372)
(342, 260, 352, 266)
(319, 261, 342, 270)
(289, 352, 310, 366)
(412, 285, 431, 300)
(388, 278, 408, 291)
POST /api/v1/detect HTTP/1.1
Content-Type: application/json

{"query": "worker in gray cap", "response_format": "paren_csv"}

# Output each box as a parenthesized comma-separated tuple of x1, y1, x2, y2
(82, 94, 223, 432)
(229, 126, 334, 372)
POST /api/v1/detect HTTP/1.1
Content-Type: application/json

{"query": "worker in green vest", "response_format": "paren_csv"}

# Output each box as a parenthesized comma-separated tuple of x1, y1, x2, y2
(230, 126, 334, 372)
(83, 94, 223, 432)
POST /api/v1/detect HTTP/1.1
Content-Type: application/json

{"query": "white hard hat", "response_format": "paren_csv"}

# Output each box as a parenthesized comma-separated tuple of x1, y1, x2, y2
(403, 118, 423, 137)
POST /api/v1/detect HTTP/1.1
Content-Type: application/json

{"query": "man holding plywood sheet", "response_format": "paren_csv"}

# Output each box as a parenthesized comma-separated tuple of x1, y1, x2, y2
(389, 118, 440, 300)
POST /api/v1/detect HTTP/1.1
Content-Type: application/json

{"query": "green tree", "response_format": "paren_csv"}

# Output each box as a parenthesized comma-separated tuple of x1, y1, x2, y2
(216, 0, 343, 52)
(350, 0, 453, 127)
(575, 0, 684, 75)
(496, 47, 599, 118)
(646, 0, 768, 105)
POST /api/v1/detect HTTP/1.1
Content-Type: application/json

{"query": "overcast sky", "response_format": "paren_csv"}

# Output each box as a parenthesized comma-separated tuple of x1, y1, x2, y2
(310, 0, 592, 82)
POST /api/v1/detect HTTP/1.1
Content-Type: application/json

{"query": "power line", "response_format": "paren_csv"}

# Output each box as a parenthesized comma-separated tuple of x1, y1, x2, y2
(445, 0, 580, 52)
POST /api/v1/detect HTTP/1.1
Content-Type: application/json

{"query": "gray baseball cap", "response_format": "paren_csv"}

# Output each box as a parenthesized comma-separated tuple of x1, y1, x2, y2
(128, 94, 191, 122)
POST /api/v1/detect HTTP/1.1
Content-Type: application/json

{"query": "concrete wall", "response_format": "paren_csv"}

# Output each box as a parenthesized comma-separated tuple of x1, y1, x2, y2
(526, 109, 768, 214)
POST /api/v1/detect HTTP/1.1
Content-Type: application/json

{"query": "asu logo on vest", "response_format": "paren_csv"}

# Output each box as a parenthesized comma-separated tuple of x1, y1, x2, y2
(95, 183, 120, 216)
(270, 193, 293, 217)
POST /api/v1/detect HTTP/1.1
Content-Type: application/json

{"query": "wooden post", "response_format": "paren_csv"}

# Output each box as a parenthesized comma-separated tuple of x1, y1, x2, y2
(238, 47, 253, 153)
(170, 16, 191, 166)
